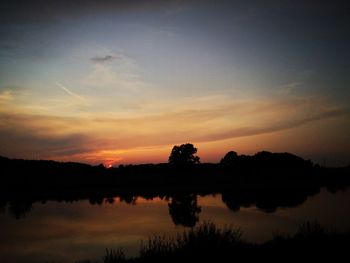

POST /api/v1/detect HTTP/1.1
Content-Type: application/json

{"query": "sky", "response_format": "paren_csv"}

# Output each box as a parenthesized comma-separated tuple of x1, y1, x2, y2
(0, 0, 349, 166)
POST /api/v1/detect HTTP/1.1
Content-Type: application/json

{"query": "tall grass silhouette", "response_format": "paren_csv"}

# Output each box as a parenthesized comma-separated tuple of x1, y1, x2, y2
(95, 221, 350, 263)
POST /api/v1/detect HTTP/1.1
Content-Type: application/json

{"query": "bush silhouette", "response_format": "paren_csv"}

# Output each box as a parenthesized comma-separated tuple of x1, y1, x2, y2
(168, 143, 200, 167)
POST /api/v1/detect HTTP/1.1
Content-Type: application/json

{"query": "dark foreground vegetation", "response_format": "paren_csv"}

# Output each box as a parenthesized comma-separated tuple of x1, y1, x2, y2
(75, 221, 350, 263)
(1, 145, 349, 224)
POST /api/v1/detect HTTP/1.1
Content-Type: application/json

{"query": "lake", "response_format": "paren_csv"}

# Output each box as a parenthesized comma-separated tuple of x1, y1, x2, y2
(0, 187, 350, 263)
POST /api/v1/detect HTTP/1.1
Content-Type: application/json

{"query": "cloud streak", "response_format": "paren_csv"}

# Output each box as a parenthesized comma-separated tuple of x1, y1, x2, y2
(90, 55, 116, 63)
(195, 108, 350, 143)
(56, 83, 86, 102)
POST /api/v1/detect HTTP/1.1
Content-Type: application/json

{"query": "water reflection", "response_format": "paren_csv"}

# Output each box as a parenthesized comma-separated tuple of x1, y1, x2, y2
(222, 186, 320, 213)
(6, 200, 33, 220)
(0, 183, 347, 224)
(0, 189, 350, 263)
(168, 194, 201, 227)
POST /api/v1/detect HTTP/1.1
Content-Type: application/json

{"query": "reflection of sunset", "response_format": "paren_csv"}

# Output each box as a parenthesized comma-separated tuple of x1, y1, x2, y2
(1, 192, 350, 262)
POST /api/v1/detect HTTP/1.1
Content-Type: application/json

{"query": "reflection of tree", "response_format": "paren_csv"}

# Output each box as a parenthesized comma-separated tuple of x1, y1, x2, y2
(8, 200, 33, 219)
(221, 193, 241, 212)
(221, 191, 255, 212)
(255, 187, 318, 213)
(222, 186, 320, 214)
(0, 200, 6, 214)
(105, 197, 115, 204)
(89, 195, 104, 205)
(120, 195, 137, 205)
(90, 195, 138, 205)
(168, 194, 201, 227)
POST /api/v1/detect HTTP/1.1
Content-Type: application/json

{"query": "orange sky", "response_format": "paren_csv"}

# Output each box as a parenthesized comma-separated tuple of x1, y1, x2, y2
(1, 93, 349, 166)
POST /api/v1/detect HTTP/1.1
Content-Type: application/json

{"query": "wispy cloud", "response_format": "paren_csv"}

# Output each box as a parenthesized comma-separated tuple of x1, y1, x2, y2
(83, 58, 152, 93)
(90, 55, 116, 63)
(195, 107, 350, 143)
(56, 83, 86, 102)
(0, 90, 14, 103)
(1, 95, 349, 164)
(278, 81, 302, 94)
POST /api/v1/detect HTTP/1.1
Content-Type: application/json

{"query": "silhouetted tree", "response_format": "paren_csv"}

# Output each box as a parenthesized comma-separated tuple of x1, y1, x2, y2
(168, 143, 200, 167)
(220, 151, 238, 167)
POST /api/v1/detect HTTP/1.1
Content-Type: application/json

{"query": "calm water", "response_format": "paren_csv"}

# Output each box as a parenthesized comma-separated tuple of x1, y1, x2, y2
(1, 188, 350, 263)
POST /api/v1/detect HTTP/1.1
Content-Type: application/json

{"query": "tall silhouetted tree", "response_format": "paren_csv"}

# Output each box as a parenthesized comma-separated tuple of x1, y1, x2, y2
(220, 151, 238, 167)
(168, 143, 200, 167)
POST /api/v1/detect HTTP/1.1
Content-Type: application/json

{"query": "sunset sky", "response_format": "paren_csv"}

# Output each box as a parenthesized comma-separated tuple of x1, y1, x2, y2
(0, 0, 349, 166)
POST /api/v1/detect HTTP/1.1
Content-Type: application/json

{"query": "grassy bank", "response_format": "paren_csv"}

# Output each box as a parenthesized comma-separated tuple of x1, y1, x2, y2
(76, 221, 350, 263)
